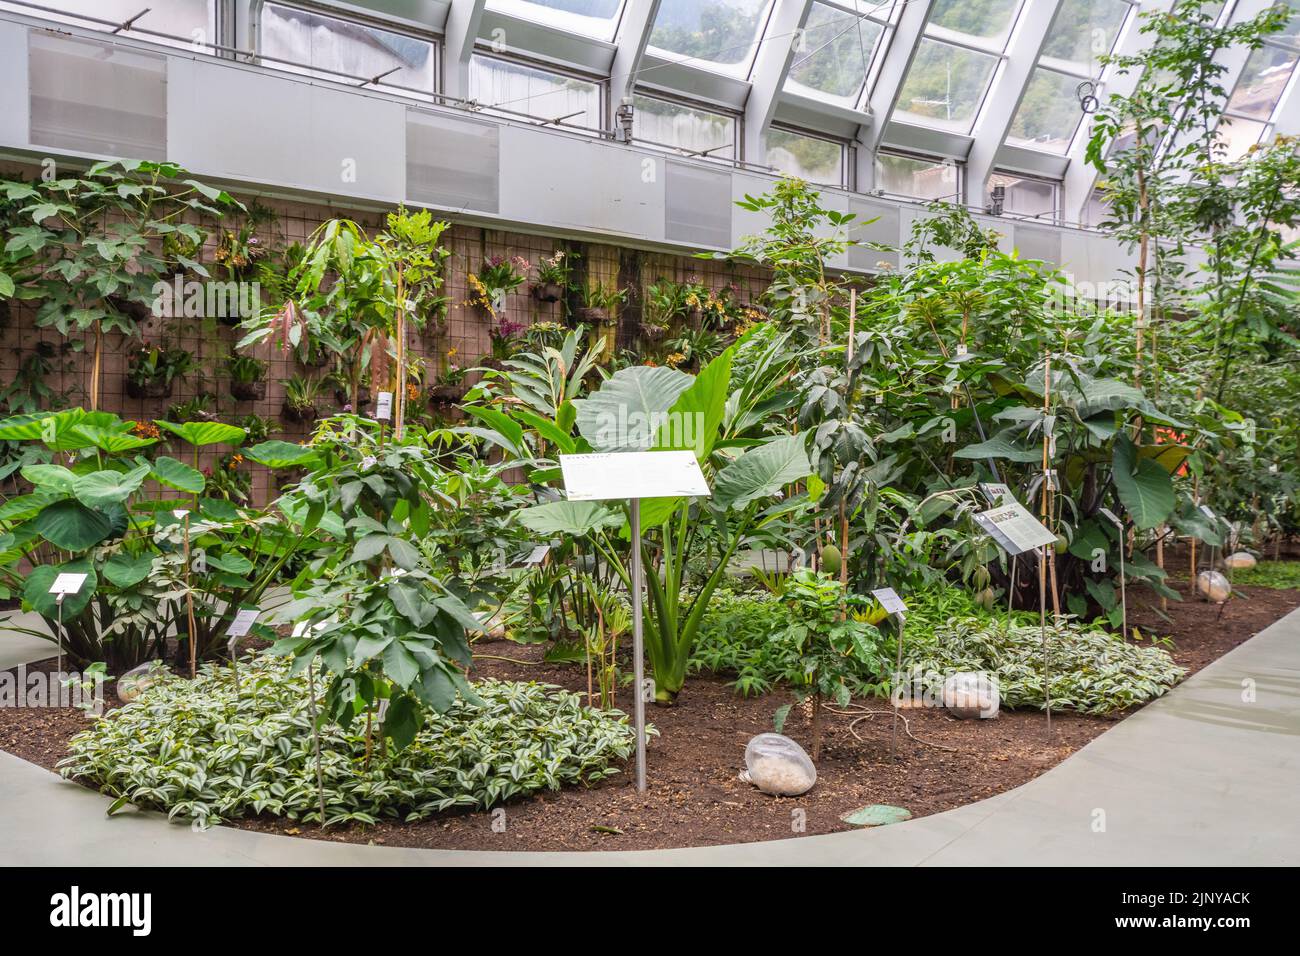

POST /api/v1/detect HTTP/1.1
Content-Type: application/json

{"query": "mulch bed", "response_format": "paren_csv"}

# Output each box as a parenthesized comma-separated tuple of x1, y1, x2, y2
(2, 578, 1297, 852)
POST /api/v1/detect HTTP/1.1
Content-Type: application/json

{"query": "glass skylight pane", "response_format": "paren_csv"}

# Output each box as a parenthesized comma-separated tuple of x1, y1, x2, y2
(1215, 115, 1269, 161)
(1226, 44, 1299, 120)
(261, 2, 434, 93)
(0, 0, 212, 51)
(764, 128, 843, 185)
(785, 2, 883, 101)
(894, 38, 997, 132)
(470, 57, 602, 129)
(990, 171, 1058, 219)
(876, 153, 959, 200)
(633, 94, 736, 155)
(648, 0, 772, 70)
(1040, 0, 1130, 71)
(487, 0, 625, 41)
(928, 0, 1019, 40)
(1006, 68, 1086, 152)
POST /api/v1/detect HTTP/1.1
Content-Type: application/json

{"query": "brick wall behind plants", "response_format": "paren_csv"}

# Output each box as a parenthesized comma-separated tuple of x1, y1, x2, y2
(0, 165, 769, 502)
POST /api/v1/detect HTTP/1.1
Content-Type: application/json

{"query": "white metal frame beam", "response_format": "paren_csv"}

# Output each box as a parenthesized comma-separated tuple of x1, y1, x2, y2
(963, 0, 1064, 208)
(743, 0, 815, 163)
(442, 0, 488, 100)
(609, 0, 662, 103)
(855, 0, 934, 190)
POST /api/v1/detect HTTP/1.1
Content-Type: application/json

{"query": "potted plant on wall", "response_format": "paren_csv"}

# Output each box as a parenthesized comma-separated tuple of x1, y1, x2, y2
(282, 373, 323, 424)
(531, 251, 570, 303)
(227, 353, 268, 402)
(125, 344, 194, 400)
(486, 317, 526, 368)
(470, 255, 530, 316)
(577, 281, 627, 325)
(427, 347, 467, 405)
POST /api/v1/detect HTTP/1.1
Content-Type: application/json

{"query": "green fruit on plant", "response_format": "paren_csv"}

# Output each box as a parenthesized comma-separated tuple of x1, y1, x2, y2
(976, 587, 996, 610)
(1054, 535, 1069, 555)
(820, 545, 842, 576)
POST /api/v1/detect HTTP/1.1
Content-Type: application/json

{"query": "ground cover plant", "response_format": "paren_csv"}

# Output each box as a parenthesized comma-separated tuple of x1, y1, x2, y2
(59, 655, 637, 828)
(1229, 560, 1300, 590)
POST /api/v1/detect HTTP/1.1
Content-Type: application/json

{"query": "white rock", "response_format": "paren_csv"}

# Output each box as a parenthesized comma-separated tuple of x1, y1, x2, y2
(1197, 570, 1232, 603)
(1223, 552, 1257, 570)
(743, 732, 816, 796)
(117, 661, 167, 703)
(942, 672, 1000, 719)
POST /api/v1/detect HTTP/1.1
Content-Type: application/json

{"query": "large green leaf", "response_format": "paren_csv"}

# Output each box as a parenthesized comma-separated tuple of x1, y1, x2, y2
(1113, 434, 1175, 530)
(33, 500, 117, 551)
(713, 435, 811, 511)
(24, 558, 96, 618)
(150, 456, 206, 494)
(155, 420, 246, 448)
(20, 464, 78, 494)
(71, 425, 157, 454)
(954, 431, 1042, 463)
(461, 405, 526, 458)
(72, 463, 152, 508)
(242, 440, 319, 469)
(573, 365, 693, 452)
(654, 346, 733, 462)
(102, 552, 155, 588)
(516, 500, 622, 536)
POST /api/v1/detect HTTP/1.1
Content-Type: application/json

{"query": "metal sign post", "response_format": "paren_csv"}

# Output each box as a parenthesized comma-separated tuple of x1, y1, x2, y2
(973, 502, 1057, 735)
(560, 450, 711, 793)
(49, 572, 87, 683)
(979, 483, 1017, 627)
(872, 587, 909, 760)
(1098, 507, 1127, 639)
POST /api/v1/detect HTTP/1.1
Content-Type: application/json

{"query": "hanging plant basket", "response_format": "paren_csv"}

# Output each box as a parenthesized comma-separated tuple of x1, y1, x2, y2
(575, 306, 608, 325)
(639, 323, 668, 342)
(281, 402, 317, 424)
(334, 386, 371, 407)
(532, 282, 564, 304)
(230, 380, 267, 402)
(125, 379, 174, 400)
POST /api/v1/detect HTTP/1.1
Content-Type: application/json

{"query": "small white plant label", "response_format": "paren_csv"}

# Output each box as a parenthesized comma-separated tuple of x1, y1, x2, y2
(1097, 507, 1122, 527)
(375, 391, 393, 420)
(525, 544, 551, 566)
(979, 482, 1013, 505)
(871, 587, 907, 615)
(226, 608, 260, 637)
(49, 573, 88, 595)
(173, 509, 188, 520)
(955, 343, 968, 357)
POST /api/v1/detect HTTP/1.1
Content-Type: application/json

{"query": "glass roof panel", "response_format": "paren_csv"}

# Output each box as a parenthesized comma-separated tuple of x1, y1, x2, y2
(784, 1, 885, 102)
(1040, 0, 1131, 73)
(877, 152, 959, 200)
(633, 93, 737, 156)
(927, 0, 1020, 41)
(765, 128, 843, 185)
(893, 37, 998, 133)
(648, 0, 773, 73)
(1006, 67, 1086, 152)
(1226, 44, 1299, 120)
(470, 56, 603, 128)
(0, 0, 212, 51)
(1215, 114, 1269, 161)
(486, 0, 626, 41)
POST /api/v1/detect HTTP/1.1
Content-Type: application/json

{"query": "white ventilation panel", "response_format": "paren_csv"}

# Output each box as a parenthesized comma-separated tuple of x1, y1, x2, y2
(1012, 224, 1062, 268)
(665, 161, 731, 249)
(848, 199, 901, 271)
(28, 31, 166, 160)
(406, 110, 499, 214)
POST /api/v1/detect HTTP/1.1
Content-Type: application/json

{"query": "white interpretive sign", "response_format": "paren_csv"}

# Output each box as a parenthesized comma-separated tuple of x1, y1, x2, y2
(226, 608, 260, 637)
(871, 587, 907, 616)
(974, 502, 1058, 556)
(375, 391, 393, 421)
(560, 450, 711, 502)
(524, 544, 552, 567)
(49, 573, 88, 596)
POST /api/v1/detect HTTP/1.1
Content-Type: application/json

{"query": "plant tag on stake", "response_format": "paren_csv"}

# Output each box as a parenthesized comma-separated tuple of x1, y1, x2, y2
(1098, 507, 1122, 527)
(974, 502, 1058, 556)
(226, 608, 259, 638)
(871, 587, 907, 616)
(49, 573, 87, 596)
(375, 391, 393, 421)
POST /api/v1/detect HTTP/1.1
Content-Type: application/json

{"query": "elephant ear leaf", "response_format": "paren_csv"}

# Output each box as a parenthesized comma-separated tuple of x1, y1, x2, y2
(713, 435, 811, 511)
(24, 559, 96, 618)
(155, 420, 246, 448)
(151, 456, 206, 494)
(33, 500, 116, 550)
(72, 463, 152, 508)
(1113, 434, 1175, 530)
(516, 500, 621, 537)
(573, 365, 693, 452)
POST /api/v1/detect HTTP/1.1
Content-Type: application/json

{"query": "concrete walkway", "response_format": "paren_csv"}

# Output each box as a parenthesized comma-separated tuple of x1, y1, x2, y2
(2, 606, 1298, 865)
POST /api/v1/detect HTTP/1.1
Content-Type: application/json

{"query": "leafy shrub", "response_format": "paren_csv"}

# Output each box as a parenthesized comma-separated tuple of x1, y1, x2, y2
(690, 587, 888, 699)
(901, 619, 1185, 715)
(60, 656, 637, 827)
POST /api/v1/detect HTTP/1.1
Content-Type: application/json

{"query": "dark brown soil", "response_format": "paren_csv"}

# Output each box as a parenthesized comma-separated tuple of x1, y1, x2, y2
(2, 579, 1296, 852)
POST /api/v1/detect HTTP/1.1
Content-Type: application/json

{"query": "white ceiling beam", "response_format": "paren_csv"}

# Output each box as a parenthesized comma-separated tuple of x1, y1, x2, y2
(442, 0, 488, 100)
(963, 0, 1064, 207)
(855, 0, 935, 190)
(609, 0, 662, 102)
(742, 0, 815, 163)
